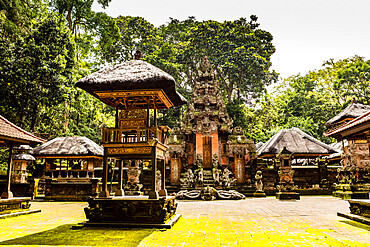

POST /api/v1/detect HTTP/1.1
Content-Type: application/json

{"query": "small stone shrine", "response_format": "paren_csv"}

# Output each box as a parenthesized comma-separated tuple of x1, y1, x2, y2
(324, 101, 370, 199)
(167, 57, 256, 198)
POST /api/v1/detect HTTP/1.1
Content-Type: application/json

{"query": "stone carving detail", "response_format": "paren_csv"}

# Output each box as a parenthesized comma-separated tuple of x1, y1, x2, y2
(181, 57, 233, 135)
(220, 167, 236, 188)
(277, 166, 297, 192)
(124, 161, 143, 195)
(180, 168, 195, 188)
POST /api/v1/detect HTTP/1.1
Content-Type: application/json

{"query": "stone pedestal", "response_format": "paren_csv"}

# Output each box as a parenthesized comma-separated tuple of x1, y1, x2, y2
(276, 192, 300, 200)
(333, 184, 370, 199)
(84, 195, 178, 225)
(0, 197, 30, 215)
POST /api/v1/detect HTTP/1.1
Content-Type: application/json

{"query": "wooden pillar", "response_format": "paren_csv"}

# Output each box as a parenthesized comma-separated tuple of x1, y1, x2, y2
(115, 159, 124, 196)
(99, 147, 110, 198)
(1, 143, 14, 199)
(154, 109, 157, 127)
(115, 106, 119, 128)
(159, 159, 167, 197)
(149, 146, 158, 199)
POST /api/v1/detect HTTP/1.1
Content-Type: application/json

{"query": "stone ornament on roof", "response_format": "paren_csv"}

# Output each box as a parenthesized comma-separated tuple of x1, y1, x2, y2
(181, 57, 233, 135)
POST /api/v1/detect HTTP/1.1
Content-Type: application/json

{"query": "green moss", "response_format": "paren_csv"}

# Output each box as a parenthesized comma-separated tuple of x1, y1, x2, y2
(1, 224, 154, 246)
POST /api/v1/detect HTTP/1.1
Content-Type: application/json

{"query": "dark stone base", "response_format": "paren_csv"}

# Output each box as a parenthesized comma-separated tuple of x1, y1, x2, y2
(84, 195, 177, 224)
(81, 213, 181, 229)
(0, 197, 32, 215)
(0, 209, 41, 219)
(276, 192, 300, 200)
(348, 199, 370, 218)
(253, 191, 266, 197)
(337, 212, 370, 226)
(333, 191, 369, 200)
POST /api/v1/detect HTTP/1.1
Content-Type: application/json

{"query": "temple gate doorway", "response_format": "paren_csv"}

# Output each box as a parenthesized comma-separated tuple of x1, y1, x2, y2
(203, 136, 212, 168)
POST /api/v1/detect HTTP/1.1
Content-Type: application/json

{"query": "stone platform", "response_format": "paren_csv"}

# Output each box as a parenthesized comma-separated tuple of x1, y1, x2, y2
(337, 199, 370, 226)
(0, 197, 40, 218)
(84, 195, 177, 225)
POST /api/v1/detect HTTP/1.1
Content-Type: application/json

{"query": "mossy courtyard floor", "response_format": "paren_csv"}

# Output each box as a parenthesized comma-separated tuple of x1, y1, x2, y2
(0, 196, 369, 246)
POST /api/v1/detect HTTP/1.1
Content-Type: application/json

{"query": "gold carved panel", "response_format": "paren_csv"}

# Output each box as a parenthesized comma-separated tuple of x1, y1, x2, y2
(108, 147, 152, 155)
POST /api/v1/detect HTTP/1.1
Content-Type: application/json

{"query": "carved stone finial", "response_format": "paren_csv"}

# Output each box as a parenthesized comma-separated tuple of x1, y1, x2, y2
(134, 50, 142, 60)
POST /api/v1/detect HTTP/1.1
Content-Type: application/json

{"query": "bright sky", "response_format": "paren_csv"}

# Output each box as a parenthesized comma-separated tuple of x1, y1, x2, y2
(92, 0, 370, 79)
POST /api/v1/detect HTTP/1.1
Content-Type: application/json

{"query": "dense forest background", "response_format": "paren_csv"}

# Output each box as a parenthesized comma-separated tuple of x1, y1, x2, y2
(1, 0, 369, 161)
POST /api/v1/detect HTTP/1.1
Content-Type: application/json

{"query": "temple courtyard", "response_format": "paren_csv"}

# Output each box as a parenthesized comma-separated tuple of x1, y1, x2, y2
(0, 196, 368, 246)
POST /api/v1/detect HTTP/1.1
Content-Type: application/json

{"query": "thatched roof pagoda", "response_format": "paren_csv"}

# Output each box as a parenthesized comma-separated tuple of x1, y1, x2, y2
(31, 136, 103, 158)
(258, 127, 337, 158)
(75, 59, 187, 109)
(325, 101, 370, 131)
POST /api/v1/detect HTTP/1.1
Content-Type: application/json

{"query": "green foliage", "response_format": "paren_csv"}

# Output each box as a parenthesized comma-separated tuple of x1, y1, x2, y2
(0, 11, 75, 130)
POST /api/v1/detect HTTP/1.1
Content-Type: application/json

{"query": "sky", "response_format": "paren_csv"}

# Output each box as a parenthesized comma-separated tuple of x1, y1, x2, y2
(92, 0, 370, 79)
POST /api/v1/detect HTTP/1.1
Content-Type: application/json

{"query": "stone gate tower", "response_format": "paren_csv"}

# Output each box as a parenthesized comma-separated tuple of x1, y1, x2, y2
(167, 57, 256, 189)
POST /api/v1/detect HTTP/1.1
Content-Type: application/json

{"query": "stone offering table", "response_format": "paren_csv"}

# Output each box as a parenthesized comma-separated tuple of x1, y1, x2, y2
(84, 195, 179, 228)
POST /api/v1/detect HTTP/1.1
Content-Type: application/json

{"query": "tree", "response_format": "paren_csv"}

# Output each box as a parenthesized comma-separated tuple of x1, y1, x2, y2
(179, 16, 278, 103)
(0, 11, 75, 130)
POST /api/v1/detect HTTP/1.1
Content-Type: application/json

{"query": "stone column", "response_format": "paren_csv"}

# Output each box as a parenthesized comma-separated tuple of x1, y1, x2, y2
(234, 154, 245, 184)
(170, 157, 181, 185)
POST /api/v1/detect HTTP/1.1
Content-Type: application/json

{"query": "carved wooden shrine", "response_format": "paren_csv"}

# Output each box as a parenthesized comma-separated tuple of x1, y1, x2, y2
(76, 55, 186, 225)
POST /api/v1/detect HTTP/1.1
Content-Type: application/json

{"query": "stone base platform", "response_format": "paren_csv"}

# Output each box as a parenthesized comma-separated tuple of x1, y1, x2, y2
(276, 192, 300, 200)
(253, 191, 266, 197)
(337, 212, 370, 226)
(337, 199, 370, 226)
(0, 197, 32, 215)
(333, 191, 369, 200)
(80, 213, 181, 229)
(84, 195, 178, 225)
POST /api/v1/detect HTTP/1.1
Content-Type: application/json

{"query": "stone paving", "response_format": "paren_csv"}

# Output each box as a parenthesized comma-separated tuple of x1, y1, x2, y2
(140, 196, 370, 246)
(0, 196, 369, 246)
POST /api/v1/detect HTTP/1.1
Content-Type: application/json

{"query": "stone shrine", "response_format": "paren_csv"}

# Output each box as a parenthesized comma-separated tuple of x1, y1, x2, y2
(167, 57, 256, 193)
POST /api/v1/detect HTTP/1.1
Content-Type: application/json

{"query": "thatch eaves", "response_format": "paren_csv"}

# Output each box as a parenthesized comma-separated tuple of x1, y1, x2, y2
(12, 153, 35, 161)
(0, 115, 46, 146)
(30, 136, 103, 158)
(258, 127, 337, 158)
(75, 60, 187, 107)
(325, 101, 370, 127)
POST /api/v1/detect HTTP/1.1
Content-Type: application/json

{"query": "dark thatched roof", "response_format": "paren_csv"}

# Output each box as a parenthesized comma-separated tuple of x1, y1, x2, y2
(325, 101, 370, 127)
(258, 127, 337, 158)
(0, 115, 46, 145)
(12, 153, 35, 161)
(75, 60, 187, 107)
(324, 111, 370, 140)
(30, 136, 103, 158)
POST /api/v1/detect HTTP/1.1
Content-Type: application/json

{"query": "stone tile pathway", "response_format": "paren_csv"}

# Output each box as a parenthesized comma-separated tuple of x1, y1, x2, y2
(0, 196, 369, 246)
(140, 196, 370, 246)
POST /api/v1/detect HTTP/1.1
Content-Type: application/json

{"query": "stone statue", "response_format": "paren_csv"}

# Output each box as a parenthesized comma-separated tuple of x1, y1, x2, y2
(180, 168, 195, 188)
(220, 167, 236, 188)
(156, 170, 162, 191)
(255, 170, 263, 192)
(195, 154, 204, 186)
(212, 154, 221, 186)
(124, 161, 143, 195)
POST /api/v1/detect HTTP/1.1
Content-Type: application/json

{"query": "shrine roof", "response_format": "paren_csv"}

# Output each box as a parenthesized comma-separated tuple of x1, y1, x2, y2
(12, 153, 35, 161)
(0, 115, 46, 146)
(30, 136, 103, 158)
(258, 127, 337, 158)
(75, 60, 187, 108)
(325, 101, 370, 127)
(324, 111, 370, 139)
